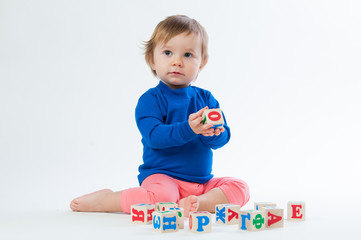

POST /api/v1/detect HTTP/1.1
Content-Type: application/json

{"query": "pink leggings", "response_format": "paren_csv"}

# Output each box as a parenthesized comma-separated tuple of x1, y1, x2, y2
(120, 174, 250, 213)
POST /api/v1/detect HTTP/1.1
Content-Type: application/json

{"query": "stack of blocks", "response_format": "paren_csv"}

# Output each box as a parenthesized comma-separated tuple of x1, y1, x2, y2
(132, 202, 187, 233)
(131, 202, 212, 234)
(131, 201, 305, 234)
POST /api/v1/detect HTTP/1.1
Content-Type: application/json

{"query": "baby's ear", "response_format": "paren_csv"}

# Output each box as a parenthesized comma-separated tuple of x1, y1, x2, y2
(199, 58, 208, 71)
(150, 58, 156, 70)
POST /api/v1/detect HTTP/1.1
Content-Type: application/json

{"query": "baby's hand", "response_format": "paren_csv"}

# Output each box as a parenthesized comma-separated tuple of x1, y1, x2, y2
(214, 127, 225, 136)
(188, 107, 215, 136)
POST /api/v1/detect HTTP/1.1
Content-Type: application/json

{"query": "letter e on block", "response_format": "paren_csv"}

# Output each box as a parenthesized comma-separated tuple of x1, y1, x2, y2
(287, 201, 305, 221)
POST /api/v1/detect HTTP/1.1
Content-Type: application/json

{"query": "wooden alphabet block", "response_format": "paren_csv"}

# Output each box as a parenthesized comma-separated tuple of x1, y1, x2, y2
(130, 204, 155, 224)
(152, 211, 178, 233)
(167, 207, 185, 229)
(261, 206, 284, 228)
(189, 211, 212, 233)
(287, 201, 305, 221)
(215, 204, 240, 225)
(254, 202, 277, 210)
(201, 108, 224, 129)
(239, 210, 266, 231)
(156, 202, 178, 212)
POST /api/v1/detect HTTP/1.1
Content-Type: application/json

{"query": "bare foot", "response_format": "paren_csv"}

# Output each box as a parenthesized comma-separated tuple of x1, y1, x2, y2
(70, 189, 122, 212)
(178, 195, 199, 217)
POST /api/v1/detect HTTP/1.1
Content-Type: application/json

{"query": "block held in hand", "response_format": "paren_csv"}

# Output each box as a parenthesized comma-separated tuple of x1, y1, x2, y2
(201, 108, 224, 129)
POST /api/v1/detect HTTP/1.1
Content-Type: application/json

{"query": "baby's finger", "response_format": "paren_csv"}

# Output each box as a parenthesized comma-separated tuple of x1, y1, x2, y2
(202, 123, 213, 130)
(202, 131, 214, 137)
(196, 106, 208, 118)
(202, 127, 215, 135)
(189, 113, 199, 121)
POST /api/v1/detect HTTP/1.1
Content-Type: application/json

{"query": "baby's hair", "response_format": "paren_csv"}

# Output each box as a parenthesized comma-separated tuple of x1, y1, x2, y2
(144, 15, 209, 76)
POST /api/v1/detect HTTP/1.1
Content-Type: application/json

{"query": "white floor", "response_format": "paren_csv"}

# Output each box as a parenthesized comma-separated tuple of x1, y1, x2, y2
(1, 209, 358, 240)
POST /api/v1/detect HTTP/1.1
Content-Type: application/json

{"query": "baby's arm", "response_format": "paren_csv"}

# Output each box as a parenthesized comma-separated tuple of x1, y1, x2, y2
(136, 93, 197, 149)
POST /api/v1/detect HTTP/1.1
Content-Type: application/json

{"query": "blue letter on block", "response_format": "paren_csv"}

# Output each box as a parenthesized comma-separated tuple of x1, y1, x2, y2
(153, 216, 161, 230)
(240, 213, 251, 230)
(163, 216, 177, 231)
(196, 216, 210, 232)
(216, 207, 226, 223)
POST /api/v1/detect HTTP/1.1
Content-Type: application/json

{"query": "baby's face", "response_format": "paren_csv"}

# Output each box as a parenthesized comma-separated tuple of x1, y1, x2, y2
(151, 32, 206, 89)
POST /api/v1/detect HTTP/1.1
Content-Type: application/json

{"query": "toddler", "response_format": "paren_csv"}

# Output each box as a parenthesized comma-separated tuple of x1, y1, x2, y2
(70, 15, 249, 217)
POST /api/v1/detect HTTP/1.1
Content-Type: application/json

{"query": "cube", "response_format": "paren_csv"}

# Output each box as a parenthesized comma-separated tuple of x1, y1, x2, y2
(239, 210, 266, 231)
(215, 204, 240, 225)
(201, 108, 224, 129)
(287, 201, 305, 221)
(189, 211, 212, 233)
(130, 204, 155, 224)
(156, 202, 178, 212)
(261, 206, 284, 228)
(254, 202, 276, 210)
(152, 211, 178, 233)
(167, 207, 185, 229)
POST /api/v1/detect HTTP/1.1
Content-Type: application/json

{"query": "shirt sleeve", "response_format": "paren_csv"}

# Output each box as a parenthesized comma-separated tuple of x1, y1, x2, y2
(135, 92, 197, 149)
(199, 92, 231, 149)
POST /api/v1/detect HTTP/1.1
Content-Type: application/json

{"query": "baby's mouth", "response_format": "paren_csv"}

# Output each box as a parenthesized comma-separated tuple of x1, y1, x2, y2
(169, 71, 184, 76)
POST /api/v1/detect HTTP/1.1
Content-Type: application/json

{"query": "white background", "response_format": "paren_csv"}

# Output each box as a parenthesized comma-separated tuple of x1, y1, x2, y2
(1, 0, 360, 238)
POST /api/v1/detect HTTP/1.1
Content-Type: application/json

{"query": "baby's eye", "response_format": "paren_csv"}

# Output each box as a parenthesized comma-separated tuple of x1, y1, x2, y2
(164, 50, 172, 56)
(184, 52, 193, 58)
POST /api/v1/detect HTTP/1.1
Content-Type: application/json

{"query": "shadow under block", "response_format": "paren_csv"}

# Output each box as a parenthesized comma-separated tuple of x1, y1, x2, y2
(131, 204, 155, 224)
(156, 202, 178, 212)
(166, 207, 185, 229)
(189, 211, 212, 233)
(201, 108, 224, 128)
(239, 210, 266, 231)
(152, 211, 178, 233)
(287, 201, 306, 221)
(215, 204, 240, 225)
(261, 207, 284, 228)
(254, 202, 277, 210)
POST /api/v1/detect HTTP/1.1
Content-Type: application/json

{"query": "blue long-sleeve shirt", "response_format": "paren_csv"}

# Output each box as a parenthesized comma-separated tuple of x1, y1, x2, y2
(135, 81, 230, 185)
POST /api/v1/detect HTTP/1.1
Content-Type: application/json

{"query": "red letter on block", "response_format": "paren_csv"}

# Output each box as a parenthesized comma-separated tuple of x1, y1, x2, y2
(208, 111, 221, 121)
(268, 212, 282, 226)
(132, 208, 145, 222)
(291, 205, 303, 219)
(228, 209, 239, 222)
(147, 208, 154, 222)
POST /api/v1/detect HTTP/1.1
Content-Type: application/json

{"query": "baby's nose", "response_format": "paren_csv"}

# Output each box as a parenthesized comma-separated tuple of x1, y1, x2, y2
(172, 56, 183, 67)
